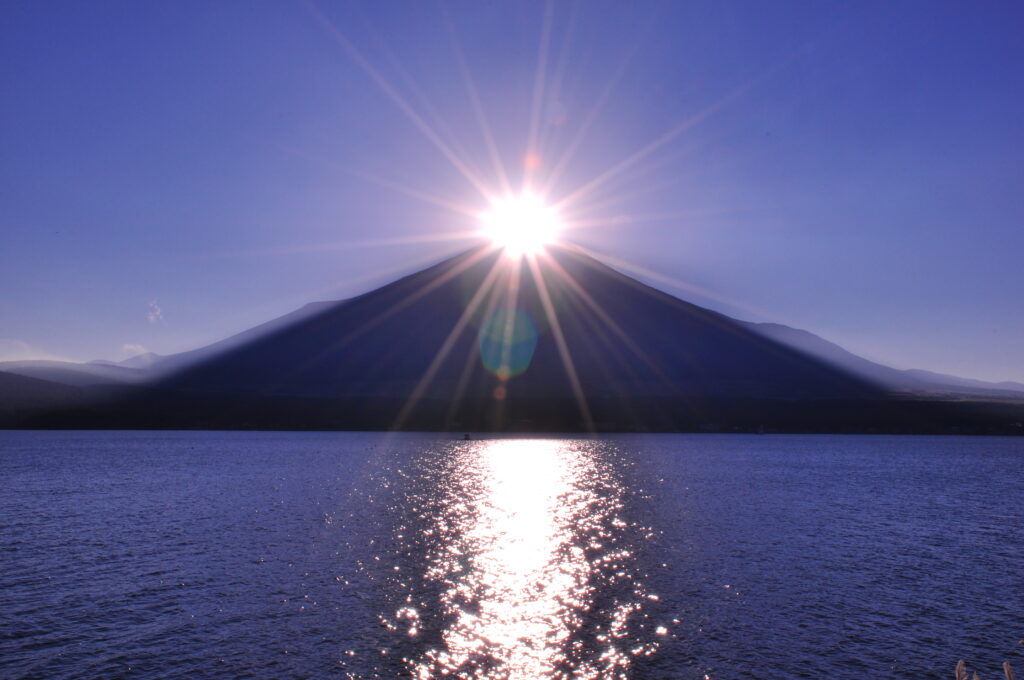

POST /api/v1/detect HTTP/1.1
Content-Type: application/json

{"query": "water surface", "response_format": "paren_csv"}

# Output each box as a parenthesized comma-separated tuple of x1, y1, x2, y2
(1, 431, 1021, 679)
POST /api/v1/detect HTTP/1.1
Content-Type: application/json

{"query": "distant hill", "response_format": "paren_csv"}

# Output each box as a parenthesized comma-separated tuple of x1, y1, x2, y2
(741, 322, 1024, 398)
(115, 352, 164, 370)
(0, 371, 87, 426)
(0, 301, 338, 386)
(0, 360, 148, 387)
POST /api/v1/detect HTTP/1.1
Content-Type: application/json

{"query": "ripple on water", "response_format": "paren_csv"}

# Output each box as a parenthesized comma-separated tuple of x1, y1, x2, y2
(2, 432, 1022, 680)
(357, 439, 664, 680)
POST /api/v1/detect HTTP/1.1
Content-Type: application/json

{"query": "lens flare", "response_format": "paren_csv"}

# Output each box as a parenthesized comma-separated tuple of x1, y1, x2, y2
(480, 192, 562, 257)
(478, 306, 539, 380)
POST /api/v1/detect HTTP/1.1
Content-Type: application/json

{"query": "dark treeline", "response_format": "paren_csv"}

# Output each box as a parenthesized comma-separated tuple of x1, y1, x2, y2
(6, 388, 1024, 435)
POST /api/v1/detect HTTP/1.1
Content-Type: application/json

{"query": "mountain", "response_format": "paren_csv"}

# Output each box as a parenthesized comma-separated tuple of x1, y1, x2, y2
(144, 300, 338, 376)
(115, 352, 164, 370)
(741, 323, 1024, 398)
(901, 369, 1024, 395)
(0, 301, 337, 386)
(4, 246, 1022, 432)
(0, 360, 150, 387)
(0, 371, 85, 407)
(159, 246, 878, 401)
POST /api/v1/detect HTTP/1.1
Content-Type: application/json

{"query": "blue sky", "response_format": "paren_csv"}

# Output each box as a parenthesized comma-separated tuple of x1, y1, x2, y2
(2, 1, 1022, 382)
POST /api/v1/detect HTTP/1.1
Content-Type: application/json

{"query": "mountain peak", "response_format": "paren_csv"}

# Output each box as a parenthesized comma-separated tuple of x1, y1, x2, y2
(6, 246, 1022, 432)
(156, 245, 878, 428)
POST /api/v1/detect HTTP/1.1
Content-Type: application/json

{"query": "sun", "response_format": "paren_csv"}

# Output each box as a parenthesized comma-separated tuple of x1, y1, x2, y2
(480, 191, 562, 257)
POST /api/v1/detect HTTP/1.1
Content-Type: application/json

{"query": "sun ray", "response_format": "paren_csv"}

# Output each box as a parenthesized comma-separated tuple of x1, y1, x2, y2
(193, 231, 479, 262)
(444, 266, 510, 427)
(526, 254, 594, 431)
(450, 283, 512, 422)
(539, 41, 640, 197)
(570, 243, 771, 321)
(533, 0, 578, 166)
(289, 3, 808, 436)
(170, 246, 476, 368)
(557, 170, 708, 225)
(480, 191, 562, 257)
(297, 246, 473, 301)
(554, 109, 716, 213)
(263, 139, 484, 220)
(444, 13, 514, 197)
(524, 0, 556, 190)
(555, 134, 726, 223)
(305, 2, 494, 200)
(392, 253, 506, 429)
(337, 166, 483, 218)
(561, 209, 732, 233)
(544, 278, 663, 424)
(540, 247, 726, 424)
(364, 15, 491, 187)
(553, 35, 825, 216)
(542, 248, 675, 388)
(553, 72, 766, 215)
(496, 257, 524, 382)
(275, 246, 497, 390)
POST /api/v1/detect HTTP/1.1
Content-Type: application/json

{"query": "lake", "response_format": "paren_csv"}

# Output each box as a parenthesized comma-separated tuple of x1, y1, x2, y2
(1, 431, 1021, 679)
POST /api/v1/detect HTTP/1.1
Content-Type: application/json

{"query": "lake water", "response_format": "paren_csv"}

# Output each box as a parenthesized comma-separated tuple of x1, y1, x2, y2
(1, 431, 1021, 679)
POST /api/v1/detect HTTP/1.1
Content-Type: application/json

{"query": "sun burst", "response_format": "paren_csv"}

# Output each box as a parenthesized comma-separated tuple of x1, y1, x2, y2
(480, 191, 562, 257)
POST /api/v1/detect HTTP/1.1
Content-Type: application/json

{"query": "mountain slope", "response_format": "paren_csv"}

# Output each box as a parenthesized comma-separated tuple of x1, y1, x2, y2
(7, 247, 1021, 406)
(0, 360, 149, 387)
(5, 246, 1023, 432)
(146, 300, 340, 376)
(0, 371, 86, 407)
(162, 246, 878, 403)
(743, 322, 1024, 397)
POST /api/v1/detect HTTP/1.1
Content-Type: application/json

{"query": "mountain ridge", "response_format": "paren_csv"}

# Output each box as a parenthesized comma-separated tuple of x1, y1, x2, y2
(3, 245, 1022, 432)
(4, 256, 1019, 398)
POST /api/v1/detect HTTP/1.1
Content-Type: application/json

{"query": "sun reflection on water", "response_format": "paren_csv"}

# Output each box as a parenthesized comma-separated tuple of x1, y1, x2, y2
(400, 439, 659, 679)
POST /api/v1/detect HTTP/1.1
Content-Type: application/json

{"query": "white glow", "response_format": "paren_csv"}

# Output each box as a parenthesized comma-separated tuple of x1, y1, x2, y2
(408, 439, 658, 679)
(480, 192, 562, 256)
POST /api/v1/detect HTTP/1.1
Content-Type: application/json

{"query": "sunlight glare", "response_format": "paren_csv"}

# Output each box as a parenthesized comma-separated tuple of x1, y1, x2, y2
(408, 439, 659, 679)
(481, 192, 562, 257)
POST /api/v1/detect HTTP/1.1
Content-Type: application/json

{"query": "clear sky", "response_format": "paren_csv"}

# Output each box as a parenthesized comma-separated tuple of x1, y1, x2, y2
(2, 1, 1022, 382)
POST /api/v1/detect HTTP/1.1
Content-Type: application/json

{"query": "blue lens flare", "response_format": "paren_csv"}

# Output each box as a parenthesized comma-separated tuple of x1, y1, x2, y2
(478, 306, 539, 380)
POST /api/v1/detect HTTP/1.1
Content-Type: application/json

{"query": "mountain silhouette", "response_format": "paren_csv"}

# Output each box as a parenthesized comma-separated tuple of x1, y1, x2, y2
(6, 246, 1023, 433)
(165, 245, 876, 401)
